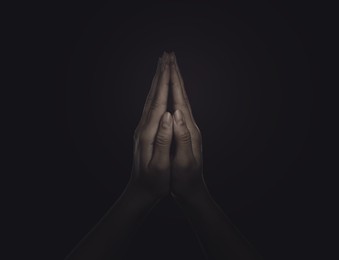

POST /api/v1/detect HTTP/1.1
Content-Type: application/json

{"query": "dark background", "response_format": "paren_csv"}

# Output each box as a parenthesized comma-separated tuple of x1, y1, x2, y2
(10, 0, 330, 259)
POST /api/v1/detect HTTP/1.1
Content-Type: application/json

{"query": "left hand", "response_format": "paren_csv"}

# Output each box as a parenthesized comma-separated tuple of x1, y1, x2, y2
(129, 52, 173, 200)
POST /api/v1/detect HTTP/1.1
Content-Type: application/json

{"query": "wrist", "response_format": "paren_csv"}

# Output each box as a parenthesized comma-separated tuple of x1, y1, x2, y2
(125, 179, 165, 205)
(171, 184, 217, 220)
(171, 180, 210, 205)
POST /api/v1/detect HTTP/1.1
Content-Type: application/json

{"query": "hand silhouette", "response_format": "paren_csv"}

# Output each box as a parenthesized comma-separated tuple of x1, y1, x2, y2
(130, 52, 206, 200)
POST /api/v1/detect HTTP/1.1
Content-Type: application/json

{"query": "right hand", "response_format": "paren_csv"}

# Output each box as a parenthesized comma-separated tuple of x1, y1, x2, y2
(169, 53, 207, 200)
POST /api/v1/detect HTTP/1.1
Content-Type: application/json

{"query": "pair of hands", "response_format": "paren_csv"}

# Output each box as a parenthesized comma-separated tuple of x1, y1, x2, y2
(130, 52, 206, 201)
(65, 52, 262, 260)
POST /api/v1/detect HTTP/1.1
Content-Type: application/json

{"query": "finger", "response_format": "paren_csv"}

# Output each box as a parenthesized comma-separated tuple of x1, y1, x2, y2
(149, 112, 173, 170)
(145, 52, 170, 129)
(172, 53, 192, 114)
(170, 53, 202, 161)
(170, 52, 198, 130)
(137, 53, 170, 169)
(136, 55, 162, 131)
(173, 109, 195, 165)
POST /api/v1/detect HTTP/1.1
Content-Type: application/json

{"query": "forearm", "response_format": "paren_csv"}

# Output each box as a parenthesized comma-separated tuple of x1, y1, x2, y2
(65, 182, 160, 260)
(175, 187, 262, 260)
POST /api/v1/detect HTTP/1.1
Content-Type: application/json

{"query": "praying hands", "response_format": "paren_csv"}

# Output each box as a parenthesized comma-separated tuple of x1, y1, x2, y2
(65, 52, 262, 260)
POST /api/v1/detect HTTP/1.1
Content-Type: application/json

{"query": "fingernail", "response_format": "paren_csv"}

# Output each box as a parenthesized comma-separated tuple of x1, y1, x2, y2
(162, 112, 172, 127)
(174, 110, 184, 124)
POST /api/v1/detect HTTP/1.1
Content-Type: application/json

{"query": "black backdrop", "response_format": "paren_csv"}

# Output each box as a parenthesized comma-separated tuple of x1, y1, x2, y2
(13, 1, 328, 259)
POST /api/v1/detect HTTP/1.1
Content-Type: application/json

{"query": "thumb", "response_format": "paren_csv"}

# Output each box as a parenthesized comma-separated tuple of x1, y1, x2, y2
(149, 112, 173, 169)
(173, 109, 194, 163)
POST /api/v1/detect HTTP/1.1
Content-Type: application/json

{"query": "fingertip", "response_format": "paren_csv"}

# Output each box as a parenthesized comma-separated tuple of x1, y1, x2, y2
(173, 109, 184, 124)
(162, 112, 172, 128)
(173, 111, 187, 131)
(161, 52, 170, 72)
(164, 111, 172, 121)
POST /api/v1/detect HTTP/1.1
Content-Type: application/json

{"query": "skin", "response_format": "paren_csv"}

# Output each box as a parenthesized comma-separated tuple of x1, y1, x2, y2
(65, 52, 262, 260)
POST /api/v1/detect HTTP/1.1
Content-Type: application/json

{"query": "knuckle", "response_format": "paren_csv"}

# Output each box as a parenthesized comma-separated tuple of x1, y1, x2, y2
(149, 99, 165, 111)
(155, 133, 171, 147)
(179, 130, 191, 144)
(176, 103, 187, 111)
